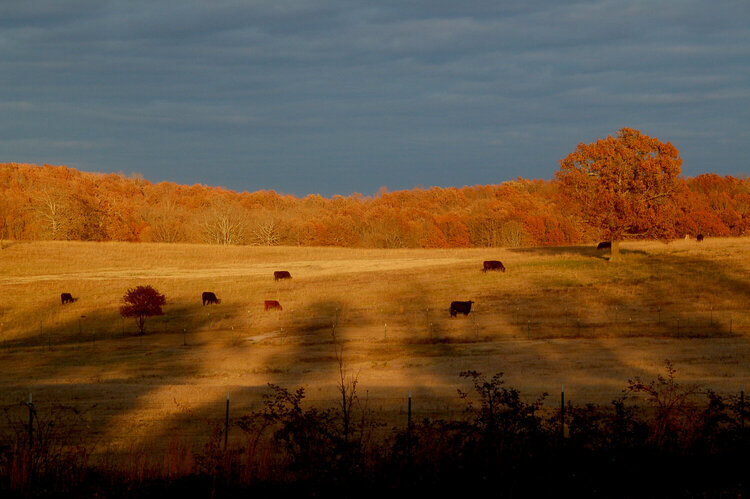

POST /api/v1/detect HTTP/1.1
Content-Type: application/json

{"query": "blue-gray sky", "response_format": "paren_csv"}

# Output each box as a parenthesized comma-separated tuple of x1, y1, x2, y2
(1, 1, 748, 196)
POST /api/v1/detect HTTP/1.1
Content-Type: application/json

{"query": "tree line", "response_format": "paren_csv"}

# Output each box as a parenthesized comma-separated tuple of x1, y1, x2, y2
(1, 159, 747, 248)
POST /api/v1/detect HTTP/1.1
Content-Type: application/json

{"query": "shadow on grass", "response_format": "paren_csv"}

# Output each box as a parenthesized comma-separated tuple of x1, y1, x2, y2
(507, 244, 648, 259)
(0, 245, 748, 455)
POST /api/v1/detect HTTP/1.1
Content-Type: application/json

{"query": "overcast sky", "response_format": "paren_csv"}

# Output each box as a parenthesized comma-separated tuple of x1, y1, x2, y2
(1, 1, 748, 196)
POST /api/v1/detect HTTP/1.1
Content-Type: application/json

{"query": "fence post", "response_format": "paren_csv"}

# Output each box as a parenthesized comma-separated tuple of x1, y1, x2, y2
(384, 323, 387, 342)
(741, 385, 745, 433)
(26, 393, 34, 451)
(183, 328, 187, 346)
(407, 391, 412, 464)
(224, 392, 230, 451)
(560, 386, 565, 443)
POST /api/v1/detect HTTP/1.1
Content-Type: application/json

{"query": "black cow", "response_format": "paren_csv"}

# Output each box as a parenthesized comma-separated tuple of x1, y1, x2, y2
(482, 260, 506, 273)
(202, 291, 221, 305)
(697, 234, 704, 242)
(274, 270, 292, 281)
(60, 293, 76, 305)
(450, 300, 474, 317)
(596, 241, 611, 250)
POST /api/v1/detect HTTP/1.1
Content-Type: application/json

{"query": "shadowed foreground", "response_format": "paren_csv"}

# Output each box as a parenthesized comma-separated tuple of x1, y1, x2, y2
(1, 365, 748, 497)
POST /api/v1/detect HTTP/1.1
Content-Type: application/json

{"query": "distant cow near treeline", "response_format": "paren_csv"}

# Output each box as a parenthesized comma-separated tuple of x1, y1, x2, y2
(697, 234, 704, 242)
(274, 271, 292, 281)
(60, 293, 76, 305)
(596, 241, 611, 250)
(450, 301, 474, 317)
(482, 260, 505, 273)
(264, 300, 282, 311)
(202, 292, 221, 305)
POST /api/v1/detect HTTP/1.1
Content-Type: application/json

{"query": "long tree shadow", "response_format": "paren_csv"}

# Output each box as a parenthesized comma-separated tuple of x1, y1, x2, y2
(508, 244, 648, 259)
(0, 301, 220, 450)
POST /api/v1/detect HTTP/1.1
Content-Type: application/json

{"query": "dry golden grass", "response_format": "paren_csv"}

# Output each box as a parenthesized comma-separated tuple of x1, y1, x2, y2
(0, 238, 748, 449)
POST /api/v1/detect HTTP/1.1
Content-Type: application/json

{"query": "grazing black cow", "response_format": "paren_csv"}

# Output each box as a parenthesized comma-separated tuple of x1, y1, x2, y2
(697, 234, 704, 242)
(264, 300, 282, 311)
(482, 260, 506, 273)
(274, 270, 292, 281)
(450, 300, 474, 317)
(60, 293, 76, 305)
(202, 291, 221, 305)
(596, 241, 611, 250)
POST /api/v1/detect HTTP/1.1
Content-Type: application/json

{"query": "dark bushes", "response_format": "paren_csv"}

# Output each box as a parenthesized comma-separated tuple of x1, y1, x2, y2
(1, 363, 748, 497)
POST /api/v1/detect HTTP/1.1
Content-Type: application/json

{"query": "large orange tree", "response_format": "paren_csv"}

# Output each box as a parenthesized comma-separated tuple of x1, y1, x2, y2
(556, 128, 683, 261)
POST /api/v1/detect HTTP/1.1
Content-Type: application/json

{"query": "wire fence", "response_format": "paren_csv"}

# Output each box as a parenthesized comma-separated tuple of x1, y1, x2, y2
(2, 382, 747, 455)
(0, 305, 746, 351)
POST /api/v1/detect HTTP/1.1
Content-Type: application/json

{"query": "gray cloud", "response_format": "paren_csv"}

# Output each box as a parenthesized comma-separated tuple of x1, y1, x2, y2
(1, 0, 748, 195)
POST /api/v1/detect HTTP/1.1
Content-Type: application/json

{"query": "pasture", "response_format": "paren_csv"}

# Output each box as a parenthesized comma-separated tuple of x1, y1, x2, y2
(0, 238, 748, 451)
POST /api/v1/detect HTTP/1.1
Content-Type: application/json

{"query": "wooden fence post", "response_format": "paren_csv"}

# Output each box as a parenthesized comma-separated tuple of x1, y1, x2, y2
(560, 386, 565, 443)
(741, 385, 745, 433)
(224, 392, 230, 451)
(24, 393, 35, 451)
(407, 391, 412, 465)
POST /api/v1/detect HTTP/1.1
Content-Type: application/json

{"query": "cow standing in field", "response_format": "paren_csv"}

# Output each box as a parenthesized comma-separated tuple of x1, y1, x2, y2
(482, 260, 506, 273)
(60, 293, 76, 304)
(202, 292, 221, 305)
(450, 301, 474, 317)
(264, 300, 282, 311)
(597, 241, 611, 250)
(697, 234, 704, 242)
(274, 271, 292, 281)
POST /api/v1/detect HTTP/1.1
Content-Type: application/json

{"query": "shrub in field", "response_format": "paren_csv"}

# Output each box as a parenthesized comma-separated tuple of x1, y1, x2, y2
(457, 370, 548, 451)
(625, 359, 703, 448)
(236, 384, 337, 479)
(119, 285, 166, 335)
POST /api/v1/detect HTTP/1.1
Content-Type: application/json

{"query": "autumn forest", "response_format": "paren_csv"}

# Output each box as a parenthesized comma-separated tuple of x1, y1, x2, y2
(0, 162, 747, 248)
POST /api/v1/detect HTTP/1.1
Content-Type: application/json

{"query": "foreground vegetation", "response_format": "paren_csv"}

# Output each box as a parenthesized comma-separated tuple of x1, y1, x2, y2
(1, 364, 748, 497)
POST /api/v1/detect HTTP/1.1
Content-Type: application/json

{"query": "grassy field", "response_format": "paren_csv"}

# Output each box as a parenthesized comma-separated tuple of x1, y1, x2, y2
(0, 238, 748, 451)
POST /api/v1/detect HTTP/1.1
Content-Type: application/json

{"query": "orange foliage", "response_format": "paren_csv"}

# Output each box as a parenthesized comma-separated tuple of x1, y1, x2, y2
(1, 161, 747, 248)
(556, 128, 684, 241)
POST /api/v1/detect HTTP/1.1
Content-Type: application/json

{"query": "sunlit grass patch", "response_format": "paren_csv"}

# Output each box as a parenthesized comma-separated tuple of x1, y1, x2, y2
(0, 237, 748, 452)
